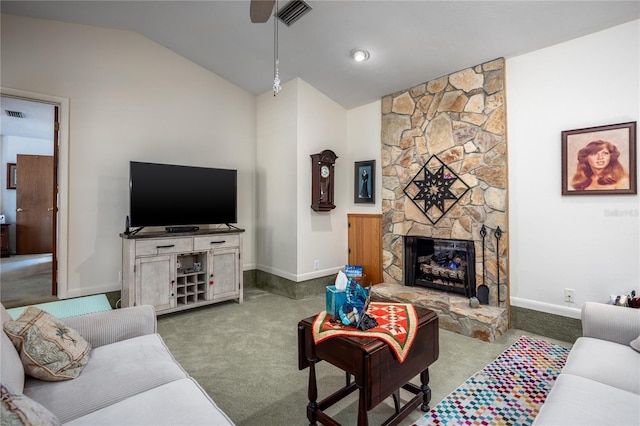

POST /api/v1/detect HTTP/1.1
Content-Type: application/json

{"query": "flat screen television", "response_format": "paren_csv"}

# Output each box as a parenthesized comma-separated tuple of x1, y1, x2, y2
(129, 161, 237, 229)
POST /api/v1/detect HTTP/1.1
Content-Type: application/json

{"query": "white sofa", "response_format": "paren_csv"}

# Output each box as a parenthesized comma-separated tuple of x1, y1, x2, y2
(534, 302, 640, 425)
(1, 303, 234, 425)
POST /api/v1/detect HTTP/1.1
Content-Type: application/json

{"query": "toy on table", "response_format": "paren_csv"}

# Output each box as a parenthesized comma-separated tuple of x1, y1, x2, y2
(338, 279, 378, 330)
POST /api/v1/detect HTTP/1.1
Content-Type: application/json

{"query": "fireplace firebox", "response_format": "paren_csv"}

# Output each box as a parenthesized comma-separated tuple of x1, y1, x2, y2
(404, 236, 476, 298)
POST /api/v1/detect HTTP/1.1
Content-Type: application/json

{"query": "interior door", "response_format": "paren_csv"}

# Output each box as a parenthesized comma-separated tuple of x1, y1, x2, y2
(347, 214, 383, 285)
(16, 154, 54, 254)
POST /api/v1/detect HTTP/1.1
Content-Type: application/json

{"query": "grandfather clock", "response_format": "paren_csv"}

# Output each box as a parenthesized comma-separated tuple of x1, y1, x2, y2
(310, 150, 338, 212)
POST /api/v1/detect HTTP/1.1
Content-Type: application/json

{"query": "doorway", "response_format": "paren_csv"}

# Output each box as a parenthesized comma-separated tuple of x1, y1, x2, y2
(1, 96, 59, 308)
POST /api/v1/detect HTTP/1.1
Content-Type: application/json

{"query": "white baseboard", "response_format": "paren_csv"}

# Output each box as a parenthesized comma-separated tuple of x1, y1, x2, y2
(296, 266, 342, 282)
(510, 297, 581, 319)
(256, 264, 341, 282)
(65, 284, 119, 300)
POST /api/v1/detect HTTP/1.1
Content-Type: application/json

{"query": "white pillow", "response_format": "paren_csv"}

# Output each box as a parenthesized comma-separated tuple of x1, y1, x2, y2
(3, 307, 91, 381)
(1, 383, 61, 425)
(630, 335, 640, 353)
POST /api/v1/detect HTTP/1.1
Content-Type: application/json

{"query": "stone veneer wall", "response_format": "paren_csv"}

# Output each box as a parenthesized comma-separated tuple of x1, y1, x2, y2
(381, 58, 508, 306)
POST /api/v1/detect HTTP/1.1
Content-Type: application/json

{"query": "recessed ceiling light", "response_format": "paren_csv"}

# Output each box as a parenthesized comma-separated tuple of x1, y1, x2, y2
(350, 49, 370, 62)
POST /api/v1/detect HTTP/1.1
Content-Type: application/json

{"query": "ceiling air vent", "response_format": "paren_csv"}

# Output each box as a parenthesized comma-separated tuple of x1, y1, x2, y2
(5, 110, 25, 118)
(277, 0, 312, 27)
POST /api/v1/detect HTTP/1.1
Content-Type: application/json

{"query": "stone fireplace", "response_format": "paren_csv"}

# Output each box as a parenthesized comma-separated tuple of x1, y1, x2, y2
(404, 236, 476, 298)
(380, 58, 509, 308)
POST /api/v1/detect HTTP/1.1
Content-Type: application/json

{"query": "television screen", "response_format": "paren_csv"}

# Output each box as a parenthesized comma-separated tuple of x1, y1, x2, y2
(129, 161, 237, 227)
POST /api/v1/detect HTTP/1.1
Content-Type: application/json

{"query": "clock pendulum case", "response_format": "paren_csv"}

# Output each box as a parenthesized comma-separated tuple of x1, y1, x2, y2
(310, 150, 338, 212)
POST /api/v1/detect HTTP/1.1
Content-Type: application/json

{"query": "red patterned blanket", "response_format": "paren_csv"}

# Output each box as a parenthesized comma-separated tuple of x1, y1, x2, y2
(312, 302, 418, 362)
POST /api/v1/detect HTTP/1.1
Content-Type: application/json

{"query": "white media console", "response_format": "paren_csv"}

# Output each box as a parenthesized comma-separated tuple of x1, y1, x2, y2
(121, 228, 244, 315)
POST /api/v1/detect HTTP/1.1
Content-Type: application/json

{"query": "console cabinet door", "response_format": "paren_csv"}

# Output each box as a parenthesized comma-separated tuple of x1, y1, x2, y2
(135, 255, 175, 312)
(209, 247, 239, 300)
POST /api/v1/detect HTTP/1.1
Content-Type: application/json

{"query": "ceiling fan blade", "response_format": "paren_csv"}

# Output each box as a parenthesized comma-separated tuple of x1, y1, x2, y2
(250, 0, 276, 23)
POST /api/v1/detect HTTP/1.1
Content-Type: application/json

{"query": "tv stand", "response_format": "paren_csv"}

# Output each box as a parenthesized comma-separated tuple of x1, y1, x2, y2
(121, 228, 244, 315)
(166, 226, 200, 233)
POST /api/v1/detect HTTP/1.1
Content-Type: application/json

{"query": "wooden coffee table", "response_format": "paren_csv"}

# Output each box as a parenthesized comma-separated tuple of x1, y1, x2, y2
(297, 307, 439, 426)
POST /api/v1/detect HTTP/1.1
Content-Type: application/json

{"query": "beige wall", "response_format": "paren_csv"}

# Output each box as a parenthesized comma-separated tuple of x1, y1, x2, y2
(507, 19, 639, 317)
(1, 14, 257, 298)
(347, 101, 383, 214)
(256, 79, 350, 281)
(296, 79, 348, 279)
(255, 80, 299, 279)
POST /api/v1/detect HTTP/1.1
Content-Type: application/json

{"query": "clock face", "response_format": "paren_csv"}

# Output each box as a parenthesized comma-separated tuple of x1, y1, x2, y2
(320, 165, 330, 179)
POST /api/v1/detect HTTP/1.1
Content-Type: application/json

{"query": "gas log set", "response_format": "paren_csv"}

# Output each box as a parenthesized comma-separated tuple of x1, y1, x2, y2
(404, 236, 476, 298)
(419, 251, 467, 288)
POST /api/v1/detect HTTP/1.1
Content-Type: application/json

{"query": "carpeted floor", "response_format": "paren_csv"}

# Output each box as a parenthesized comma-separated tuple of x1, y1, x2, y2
(414, 336, 570, 426)
(1, 254, 56, 308)
(157, 287, 572, 426)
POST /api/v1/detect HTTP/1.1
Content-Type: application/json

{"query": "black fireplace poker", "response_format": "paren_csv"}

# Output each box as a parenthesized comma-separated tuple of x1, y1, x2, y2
(495, 226, 503, 307)
(480, 225, 487, 289)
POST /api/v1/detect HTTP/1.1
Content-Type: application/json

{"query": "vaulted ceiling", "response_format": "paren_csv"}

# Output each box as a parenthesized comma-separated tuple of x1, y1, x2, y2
(2, 1, 639, 110)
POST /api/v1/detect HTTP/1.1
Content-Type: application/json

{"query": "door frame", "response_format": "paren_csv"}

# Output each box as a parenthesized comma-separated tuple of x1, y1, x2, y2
(1, 87, 70, 299)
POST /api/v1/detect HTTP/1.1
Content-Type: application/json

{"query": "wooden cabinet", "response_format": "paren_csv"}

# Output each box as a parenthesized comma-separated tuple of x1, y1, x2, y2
(347, 214, 383, 285)
(135, 255, 174, 311)
(122, 229, 243, 315)
(210, 247, 240, 300)
(0, 224, 10, 257)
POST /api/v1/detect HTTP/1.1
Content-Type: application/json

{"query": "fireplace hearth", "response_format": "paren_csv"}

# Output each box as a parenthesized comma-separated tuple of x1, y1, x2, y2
(404, 236, 476, 298)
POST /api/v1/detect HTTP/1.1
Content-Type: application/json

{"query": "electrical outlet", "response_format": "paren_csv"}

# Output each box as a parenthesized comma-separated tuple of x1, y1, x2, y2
(564, 288, 575, 303)
(313, 260, 319, 270)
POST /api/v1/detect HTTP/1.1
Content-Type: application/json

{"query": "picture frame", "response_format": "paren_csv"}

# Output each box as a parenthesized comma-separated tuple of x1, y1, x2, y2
(354, 160, 375, 203)
(6, 163, 16, 190)
(561, 121, 636, 195)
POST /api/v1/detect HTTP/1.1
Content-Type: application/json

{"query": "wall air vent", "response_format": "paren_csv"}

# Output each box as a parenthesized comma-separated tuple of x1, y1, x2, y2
(277, 0, 312, 27)
(5, 110, 25, 118)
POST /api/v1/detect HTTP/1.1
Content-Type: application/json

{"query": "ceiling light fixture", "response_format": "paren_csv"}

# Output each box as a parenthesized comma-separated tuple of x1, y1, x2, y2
(350, 49, 370, 62)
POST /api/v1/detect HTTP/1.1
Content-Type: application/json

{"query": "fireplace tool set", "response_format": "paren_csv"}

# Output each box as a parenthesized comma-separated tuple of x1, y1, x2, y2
(495, 226, 503, 306)
(479, 225, 503, 307)
(478, 225, 489, 304)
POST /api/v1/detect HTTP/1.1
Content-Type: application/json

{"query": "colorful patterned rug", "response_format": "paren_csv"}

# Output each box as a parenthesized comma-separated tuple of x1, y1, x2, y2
(312, 302, 418, 362)
(413, 335, 570, 426)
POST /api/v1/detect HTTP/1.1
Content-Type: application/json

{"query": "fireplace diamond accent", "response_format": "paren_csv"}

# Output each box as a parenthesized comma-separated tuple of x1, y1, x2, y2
(404, 236, 476, 298)
(403, 155, 471, 224)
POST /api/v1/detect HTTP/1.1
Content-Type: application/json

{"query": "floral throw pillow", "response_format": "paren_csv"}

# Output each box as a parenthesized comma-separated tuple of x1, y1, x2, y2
(1, 383, 61, 426)
(3, 307, 91, 381)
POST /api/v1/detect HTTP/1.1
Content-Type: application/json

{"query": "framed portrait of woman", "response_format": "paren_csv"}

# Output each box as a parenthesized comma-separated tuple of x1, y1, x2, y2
(354, 160, 375, 203)
(561, 121, 636, 195)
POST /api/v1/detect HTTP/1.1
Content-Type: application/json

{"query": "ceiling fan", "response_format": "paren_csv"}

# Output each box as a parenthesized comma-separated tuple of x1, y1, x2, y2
(250, 0, 312, 25)
(249, 0, 312, 96)
(250, 0, 275, 23)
